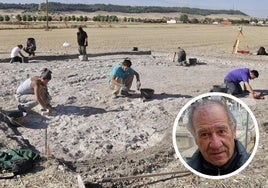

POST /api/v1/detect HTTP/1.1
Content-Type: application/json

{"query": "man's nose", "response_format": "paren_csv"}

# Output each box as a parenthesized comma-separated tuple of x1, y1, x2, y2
(209, 134, 223, 149)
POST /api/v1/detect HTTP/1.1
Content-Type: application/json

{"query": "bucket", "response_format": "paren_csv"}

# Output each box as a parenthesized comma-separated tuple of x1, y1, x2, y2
(22, 57, 28, 63)
(133, 47, 138, 51)
(212, 85, 222, 92)
(188, 58, 197, 65)
(140, 88, 154, 99)
(212, 84, 227, 93)
(79, 55, 88, 61)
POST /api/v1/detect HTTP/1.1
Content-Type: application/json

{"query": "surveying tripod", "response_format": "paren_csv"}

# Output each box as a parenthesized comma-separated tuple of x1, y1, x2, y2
(232, 26, 250, 54)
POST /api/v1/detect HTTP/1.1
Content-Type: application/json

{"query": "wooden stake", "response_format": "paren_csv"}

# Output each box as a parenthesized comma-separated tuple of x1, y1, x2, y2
(101, 170, 192, 183)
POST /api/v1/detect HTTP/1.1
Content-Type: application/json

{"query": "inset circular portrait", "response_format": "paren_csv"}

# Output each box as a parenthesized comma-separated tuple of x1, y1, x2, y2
(172, 92, 259, 179)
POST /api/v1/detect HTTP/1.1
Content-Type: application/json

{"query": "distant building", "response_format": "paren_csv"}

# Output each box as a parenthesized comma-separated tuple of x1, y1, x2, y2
(257, 21, 264, 25)
(167, 19, 177, 24)
(221, 21, 232, 25)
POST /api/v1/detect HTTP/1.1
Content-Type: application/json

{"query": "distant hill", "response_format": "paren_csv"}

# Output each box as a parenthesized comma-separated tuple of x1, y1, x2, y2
(0, 2, 248, 17)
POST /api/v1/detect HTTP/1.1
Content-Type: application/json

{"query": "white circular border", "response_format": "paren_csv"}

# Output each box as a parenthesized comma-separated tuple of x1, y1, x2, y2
(172, 92, 259, 179)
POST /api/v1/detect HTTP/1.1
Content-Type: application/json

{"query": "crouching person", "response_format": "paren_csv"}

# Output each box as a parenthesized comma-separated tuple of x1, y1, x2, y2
(109, 59, 141, 99)
(15, 68, 53, 115)
(10, 44, 25, 63)
(173, 47, 187, 66)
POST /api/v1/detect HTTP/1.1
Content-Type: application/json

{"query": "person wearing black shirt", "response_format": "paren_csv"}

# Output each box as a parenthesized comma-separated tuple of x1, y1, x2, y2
(77, 26, 88, 56)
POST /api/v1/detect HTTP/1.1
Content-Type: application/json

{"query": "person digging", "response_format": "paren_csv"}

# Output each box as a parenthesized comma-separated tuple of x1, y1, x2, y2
(109, 59, 141, 99)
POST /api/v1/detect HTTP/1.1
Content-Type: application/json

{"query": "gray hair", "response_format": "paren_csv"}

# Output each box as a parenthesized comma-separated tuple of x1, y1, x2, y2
(186, 99, 237, 137)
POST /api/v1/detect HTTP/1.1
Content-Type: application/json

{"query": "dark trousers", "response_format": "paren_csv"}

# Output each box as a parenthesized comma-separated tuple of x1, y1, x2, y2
(10, 56, 22, 63)
(78, 46, 87, 55)
(23, 47, 36, 56)
(224, 80, 242, 95)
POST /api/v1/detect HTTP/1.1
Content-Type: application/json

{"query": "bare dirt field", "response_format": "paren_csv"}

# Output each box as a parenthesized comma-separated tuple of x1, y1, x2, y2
(0, 23, 268, 187)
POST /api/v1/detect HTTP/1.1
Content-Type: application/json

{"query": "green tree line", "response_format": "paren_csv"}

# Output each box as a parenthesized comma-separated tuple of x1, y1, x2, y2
(0, 13, 259, 25)
(0, 14, 90, 22)
(0, 2, 247, 16)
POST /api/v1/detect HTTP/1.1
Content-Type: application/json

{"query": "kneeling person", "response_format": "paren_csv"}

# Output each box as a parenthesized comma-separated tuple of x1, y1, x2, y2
(224, 68, 260, 98)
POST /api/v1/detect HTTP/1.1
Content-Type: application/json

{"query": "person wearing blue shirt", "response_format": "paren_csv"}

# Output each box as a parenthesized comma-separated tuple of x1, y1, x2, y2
(109, 59, 141, 98)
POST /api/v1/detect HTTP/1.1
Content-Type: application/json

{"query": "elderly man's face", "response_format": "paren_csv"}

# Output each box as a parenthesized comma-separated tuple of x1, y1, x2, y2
(192, 103, 236, 167)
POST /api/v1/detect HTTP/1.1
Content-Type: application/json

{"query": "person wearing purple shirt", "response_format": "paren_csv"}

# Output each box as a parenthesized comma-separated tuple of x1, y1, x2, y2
(224, 68, 260, 98)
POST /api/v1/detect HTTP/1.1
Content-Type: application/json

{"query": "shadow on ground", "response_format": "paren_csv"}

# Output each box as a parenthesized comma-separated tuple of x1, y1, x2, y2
(0, 51, 152, 63)
(153, 93, 192, 100)
(255, 89, 268, 97)
(23, 111, 49, 129)
(54, 105, 107, 116)
(234, 89, 268, 99)
(117, 92, 192, 101)
(0, 110, 43, 152)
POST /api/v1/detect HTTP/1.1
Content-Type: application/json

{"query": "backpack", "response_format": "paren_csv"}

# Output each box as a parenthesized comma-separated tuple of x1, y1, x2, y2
(257, 46, 267, 55)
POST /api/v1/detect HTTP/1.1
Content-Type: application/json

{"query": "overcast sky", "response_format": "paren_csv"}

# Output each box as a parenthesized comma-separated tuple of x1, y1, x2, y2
(2, 0, 267, 18)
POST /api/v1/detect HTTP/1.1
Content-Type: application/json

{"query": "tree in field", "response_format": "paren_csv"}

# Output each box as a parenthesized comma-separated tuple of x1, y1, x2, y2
(37, 16, 42, 21)
(16, 14, 22, 21)
(191, 18, 199, 24)
(110, 15, 118, 22)
(27, 15, 33, 21)
(22, 15, 27, 21)
(71, 15, 76, 21)
(180, 14, 189, 23)
(4, 15, 10, 21)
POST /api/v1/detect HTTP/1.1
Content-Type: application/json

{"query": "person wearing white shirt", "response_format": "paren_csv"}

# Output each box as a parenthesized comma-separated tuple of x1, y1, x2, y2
(10, 44, 25, 63)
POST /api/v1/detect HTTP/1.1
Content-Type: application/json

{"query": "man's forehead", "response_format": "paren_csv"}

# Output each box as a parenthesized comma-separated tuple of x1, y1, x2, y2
(194, 102, 226, 115)
(196, 124, 229, 132)
(192, 103, 229, 125)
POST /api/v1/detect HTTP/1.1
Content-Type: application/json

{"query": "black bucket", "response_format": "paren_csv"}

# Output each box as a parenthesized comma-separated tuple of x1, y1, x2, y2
(212, 85, 222, 92)
(188, 58, 197, 65)
(22, 57, 29, 63)
(133, 47, 138, 51)
(211, 84, 227, 93)
(140, 88, 154, 99)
